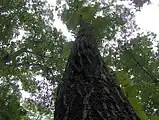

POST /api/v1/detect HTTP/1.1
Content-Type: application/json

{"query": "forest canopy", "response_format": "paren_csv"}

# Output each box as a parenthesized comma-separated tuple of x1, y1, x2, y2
(0, 0, 158, 119)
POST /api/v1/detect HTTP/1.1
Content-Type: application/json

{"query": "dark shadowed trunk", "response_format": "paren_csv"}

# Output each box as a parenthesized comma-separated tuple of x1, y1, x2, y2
(54, 17, 140, 120)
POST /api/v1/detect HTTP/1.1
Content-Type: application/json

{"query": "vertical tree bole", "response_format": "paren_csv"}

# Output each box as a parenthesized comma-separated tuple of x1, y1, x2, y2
(54, 18, 140, 120)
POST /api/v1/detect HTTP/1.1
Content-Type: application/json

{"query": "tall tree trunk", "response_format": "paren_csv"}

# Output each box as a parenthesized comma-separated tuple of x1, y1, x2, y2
(54, 18, 140, 120)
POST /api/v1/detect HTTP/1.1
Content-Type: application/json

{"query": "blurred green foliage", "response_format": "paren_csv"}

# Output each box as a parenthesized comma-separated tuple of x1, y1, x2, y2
(0, 0, 159, 119)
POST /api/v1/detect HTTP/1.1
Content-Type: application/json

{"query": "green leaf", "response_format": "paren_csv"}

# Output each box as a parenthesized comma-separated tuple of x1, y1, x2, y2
(126, 86, 138, 97)
(150, 116, 159, 120)
(137, 111, 148, 120)
(129, 97, 142, 111)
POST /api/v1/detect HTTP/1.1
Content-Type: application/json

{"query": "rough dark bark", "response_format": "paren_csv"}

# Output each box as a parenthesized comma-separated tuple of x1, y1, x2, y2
(54, 18, 140, 120)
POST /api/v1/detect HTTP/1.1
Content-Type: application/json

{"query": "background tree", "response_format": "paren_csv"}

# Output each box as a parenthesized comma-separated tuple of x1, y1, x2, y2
(0, 0, 66, 119)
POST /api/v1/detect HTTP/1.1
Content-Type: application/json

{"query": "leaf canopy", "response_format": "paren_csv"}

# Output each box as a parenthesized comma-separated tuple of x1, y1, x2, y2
(0, 0, 159, 119)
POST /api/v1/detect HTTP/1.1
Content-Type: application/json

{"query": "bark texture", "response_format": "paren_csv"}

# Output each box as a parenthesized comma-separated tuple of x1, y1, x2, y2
(54, 18, 140, 120)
